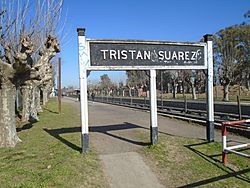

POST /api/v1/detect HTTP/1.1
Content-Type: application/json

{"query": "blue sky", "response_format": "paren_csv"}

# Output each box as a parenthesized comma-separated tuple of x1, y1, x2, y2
(60, 0, 249, 88)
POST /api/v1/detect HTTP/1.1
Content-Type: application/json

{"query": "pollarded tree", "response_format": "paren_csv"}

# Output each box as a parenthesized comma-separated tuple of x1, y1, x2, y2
(0, 24, 36, 146)
(0, 0, 62, 147)
(19, 0, 62, 122)
(21, 35, 60, 122)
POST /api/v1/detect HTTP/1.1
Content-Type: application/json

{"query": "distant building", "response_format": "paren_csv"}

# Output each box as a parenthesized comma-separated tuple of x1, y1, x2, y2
(64, 88, 80, 98)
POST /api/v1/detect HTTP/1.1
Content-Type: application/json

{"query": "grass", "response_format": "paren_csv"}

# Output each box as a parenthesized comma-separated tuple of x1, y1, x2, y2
(2, 98, 249, 187)
(0, 99, 108, 188)
(142, 133, 250, 187)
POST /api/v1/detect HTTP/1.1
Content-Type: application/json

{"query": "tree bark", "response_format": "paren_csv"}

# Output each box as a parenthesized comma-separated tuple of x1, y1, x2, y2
(172, 83, 177, 99)
(223, 84, 230, 101)
(246, 79, 250, 91)
(29, 83, 39, 121)
(21, 84, 32, 122)
(20, 80, 42, 122)
(0, 81, 21, 147)
(191, 83, 197, 100)
(167, 83, 170, 93)
(42, 89, 48, 105)
(36, 88, 43, 112)
(128, 87, 132, 97)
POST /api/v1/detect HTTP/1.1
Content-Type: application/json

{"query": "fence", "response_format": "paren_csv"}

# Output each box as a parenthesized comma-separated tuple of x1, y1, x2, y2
(222, 119, 250, 165)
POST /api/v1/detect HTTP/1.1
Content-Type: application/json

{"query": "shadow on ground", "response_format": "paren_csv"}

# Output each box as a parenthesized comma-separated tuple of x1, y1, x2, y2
(44, 122, 150, 152)
(44, 127, 82, 152)
(43, 108, 59, 114)
(90, 122, 150, 146)
(178, 142, 250, 187)
(17, 123, 34, 132)
(16, 118, 38, 132)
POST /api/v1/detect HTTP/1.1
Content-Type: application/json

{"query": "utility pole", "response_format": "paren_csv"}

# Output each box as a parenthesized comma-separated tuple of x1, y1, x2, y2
(161, 70, 164, 109)
(58, 57, 61, 114)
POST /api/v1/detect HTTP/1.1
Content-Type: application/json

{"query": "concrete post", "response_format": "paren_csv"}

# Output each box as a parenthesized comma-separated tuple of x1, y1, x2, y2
(204, 34, 214, 142)
(150, 69, 158, 145)
(77, 28, 89, 152)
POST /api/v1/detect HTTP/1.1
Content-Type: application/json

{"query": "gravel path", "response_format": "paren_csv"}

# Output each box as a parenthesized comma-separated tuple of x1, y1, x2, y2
(63, 97, 248, 187)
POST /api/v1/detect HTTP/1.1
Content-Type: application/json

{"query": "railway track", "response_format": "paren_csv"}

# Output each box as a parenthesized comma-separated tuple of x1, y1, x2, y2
(92, 96, 250, 138)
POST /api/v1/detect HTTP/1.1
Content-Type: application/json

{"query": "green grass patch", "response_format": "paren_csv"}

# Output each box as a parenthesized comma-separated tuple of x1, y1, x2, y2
(0, 99, 108, 188)
(143, 134, 250, 187)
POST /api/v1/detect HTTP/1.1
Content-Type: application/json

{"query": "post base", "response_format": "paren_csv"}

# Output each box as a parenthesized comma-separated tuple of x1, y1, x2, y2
(206, 121, 214, 142)
(81, 133, 89, 153)
(150, 127, 158, 145)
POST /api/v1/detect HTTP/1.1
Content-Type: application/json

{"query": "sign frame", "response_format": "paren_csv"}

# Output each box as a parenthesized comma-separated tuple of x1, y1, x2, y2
(86, 39, 208, 70)
(77, 28, 214, 153)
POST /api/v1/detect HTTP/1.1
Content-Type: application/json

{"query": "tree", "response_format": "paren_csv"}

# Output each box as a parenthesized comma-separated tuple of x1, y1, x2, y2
(20, 0, 63, 122)
(244, 9, 250, 24)
(0, 8, 35, 146)
(126, 70, 148, 97)
(237, 16, 250, 90)
(156, 70, 172, 94)
(99, 74, 113, 95)
(168, 71, 180, 99)
(21, 36, 60, 122)
(183, 70, 197, 100)
(0, 0, 62, 147)
(214, 24, 250, 101)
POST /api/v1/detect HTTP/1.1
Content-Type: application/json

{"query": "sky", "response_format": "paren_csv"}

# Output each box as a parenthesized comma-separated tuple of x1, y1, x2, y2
(59, 0, 249, 88)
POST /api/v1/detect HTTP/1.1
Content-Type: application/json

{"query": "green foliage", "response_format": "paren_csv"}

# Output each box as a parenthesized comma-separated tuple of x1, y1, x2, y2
(214, 24, 250, 84)
(213, 24, 250, 101)
(126, 70, 149, 88)
(99, 74, 116, 92)
(244, 9, 250, 20)
(245, 10, 250, 17)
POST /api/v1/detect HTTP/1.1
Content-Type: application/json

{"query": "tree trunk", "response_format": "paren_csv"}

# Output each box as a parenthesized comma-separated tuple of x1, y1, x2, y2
(167, 83, 171, 93)
(246, 78, 250, 91)
(172, 83, 177, 99)
(29, 83, 39, 121)
(21, 84, 32, 122)
(223, 84, 230, 101)
(128, 87, 132, 97)
(0, 81, 21, 147)
(21, 82, 41, 122)
(36, 88, 43, 112)
(238, 85, 241, 96)
(43, 89, 48, 105)
(16, 89, 22, 113)
(191, 83, 197, 100)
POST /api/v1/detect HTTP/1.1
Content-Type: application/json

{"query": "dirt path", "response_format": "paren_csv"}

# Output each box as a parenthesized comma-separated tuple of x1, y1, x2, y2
(62, 97, 248, 187)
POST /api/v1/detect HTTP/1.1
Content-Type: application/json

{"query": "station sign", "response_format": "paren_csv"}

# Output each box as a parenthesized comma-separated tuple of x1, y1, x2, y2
(87, 40, 207, 70)
(77, 28, 214, 152)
